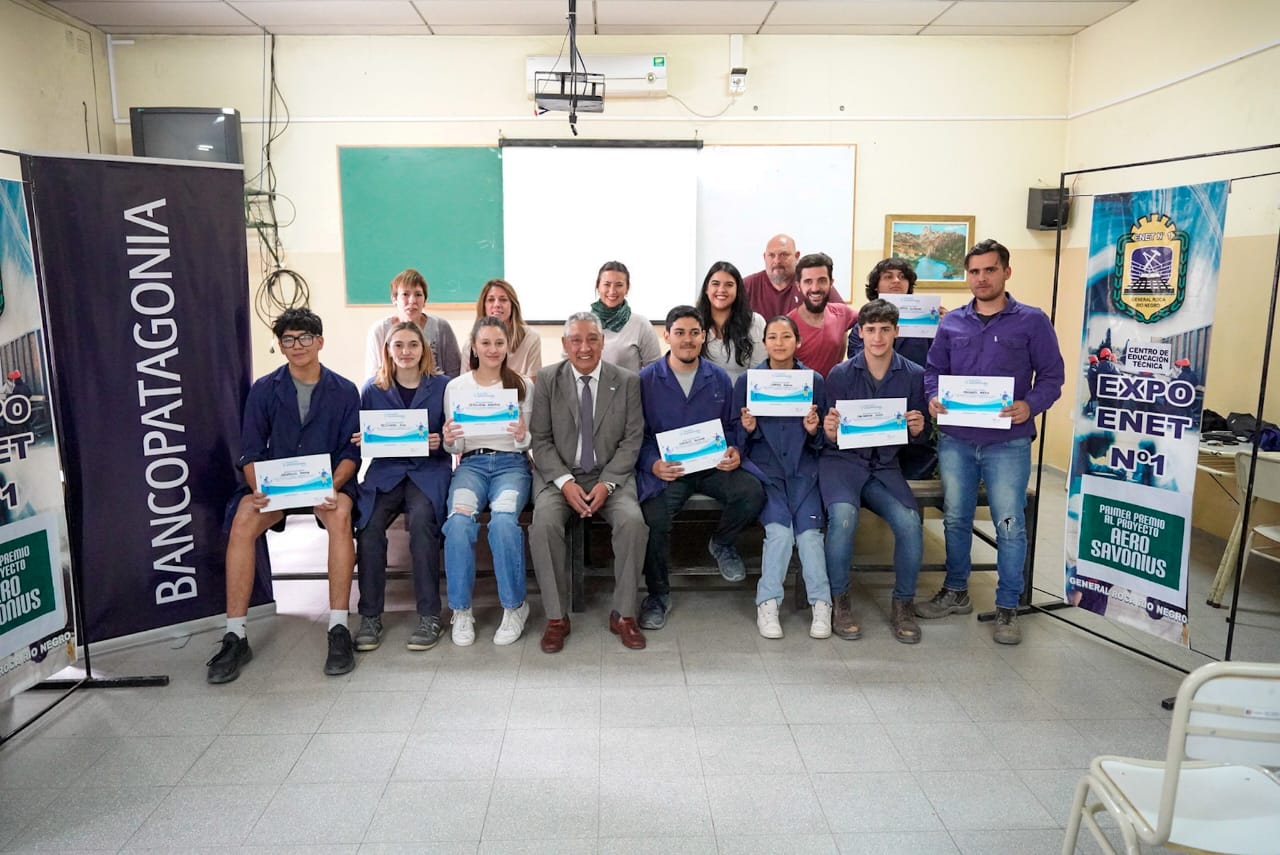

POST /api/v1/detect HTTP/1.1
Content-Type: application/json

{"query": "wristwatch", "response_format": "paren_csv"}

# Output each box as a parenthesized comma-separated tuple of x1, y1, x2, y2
(604, 481, 617, 496)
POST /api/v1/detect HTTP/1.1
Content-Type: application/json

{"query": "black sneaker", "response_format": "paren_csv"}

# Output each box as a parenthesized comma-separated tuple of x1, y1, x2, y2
(206, 632, 252, 684)
(324, 625, 356, 676)
(638, 594, 671, 630)
(406, 615, 443, 651)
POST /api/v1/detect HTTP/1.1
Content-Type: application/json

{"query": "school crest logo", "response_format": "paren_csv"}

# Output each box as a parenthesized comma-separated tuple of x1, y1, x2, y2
(1112, 213, 1188, 323)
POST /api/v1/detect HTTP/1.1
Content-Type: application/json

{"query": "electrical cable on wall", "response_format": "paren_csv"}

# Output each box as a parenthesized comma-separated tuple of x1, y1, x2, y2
(246, 32, 310, 332)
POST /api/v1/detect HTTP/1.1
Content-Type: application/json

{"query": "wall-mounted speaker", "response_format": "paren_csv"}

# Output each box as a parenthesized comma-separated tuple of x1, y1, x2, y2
(1027, 187, 1071, 231)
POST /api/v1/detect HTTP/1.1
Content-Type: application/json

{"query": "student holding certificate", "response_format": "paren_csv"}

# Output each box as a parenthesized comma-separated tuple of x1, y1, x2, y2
(921, 240, 1064, 645)
(352, 322, 451, 654)
(732, 316, 833, 640)
(441, 316, 533, 647)
(821, 300, 930, 644)
(208, 309, 361, 684)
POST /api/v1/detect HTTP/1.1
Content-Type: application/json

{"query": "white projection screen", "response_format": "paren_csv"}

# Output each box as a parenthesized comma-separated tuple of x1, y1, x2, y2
(501, 143, 856, 323)
(502, 144, 700, 322)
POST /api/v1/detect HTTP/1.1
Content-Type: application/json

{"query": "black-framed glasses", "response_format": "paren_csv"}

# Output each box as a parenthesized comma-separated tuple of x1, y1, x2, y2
(280, 333, 316, 348)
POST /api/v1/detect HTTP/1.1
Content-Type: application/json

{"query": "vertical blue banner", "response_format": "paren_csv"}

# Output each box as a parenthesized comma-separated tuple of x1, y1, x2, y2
(23, 155, 271, 643)
(0, 176, 75, 699)
(1064, 181, 1229, 646)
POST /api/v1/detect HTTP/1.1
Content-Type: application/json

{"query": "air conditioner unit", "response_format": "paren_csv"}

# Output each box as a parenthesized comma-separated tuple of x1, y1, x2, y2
(526, 54, 668, 100)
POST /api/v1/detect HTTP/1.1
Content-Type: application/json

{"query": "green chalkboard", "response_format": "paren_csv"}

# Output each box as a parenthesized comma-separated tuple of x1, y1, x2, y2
(338, 146, 503, 305)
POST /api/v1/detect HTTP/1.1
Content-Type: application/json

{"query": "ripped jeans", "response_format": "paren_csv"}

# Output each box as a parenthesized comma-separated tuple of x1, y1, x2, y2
(937, 434, 1031, 609)
(443, 451, 531, 610)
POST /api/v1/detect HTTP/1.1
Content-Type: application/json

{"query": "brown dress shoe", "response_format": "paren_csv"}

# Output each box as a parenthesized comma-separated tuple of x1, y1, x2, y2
(609, 610, 647, 650)
(540, 617, 571, 654)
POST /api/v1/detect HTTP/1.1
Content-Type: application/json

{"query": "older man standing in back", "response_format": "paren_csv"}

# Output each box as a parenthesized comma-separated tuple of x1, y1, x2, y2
(744, 234, 844, 319)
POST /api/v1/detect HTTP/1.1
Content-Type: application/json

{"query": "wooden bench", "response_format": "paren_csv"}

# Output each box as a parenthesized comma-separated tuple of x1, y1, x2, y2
(569, 479, 1039, 612)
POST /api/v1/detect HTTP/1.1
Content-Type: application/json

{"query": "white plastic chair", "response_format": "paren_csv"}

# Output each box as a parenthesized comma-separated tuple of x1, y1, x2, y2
(1236, 450, 1280, 573)
(1061, 660, 1280, 855)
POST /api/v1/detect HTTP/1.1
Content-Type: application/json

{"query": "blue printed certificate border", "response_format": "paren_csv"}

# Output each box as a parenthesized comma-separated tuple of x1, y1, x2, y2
(256, 453, 335, 511)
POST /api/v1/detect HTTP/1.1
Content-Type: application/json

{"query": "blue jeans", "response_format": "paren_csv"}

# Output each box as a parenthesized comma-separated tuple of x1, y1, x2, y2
(758, 524, 830, 605)
(443, 451, 531, 610)
(825, 481, 923, 601)
(937, 434, 1031, 609)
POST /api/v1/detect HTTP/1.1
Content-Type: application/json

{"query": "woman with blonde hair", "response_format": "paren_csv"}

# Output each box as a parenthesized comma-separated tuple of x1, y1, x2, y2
(353, 321, 452, 653)
(475, 278, 542, 379)
(363, 268, 463, 381)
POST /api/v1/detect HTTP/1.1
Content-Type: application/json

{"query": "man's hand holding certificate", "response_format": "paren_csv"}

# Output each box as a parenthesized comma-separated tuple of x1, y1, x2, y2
(359, 409, 431, 458)
(451, 387, 520, 437)
(881, 294, 941, 338)
(655, 419, 730, 475)
(745, 369, 814, 417)
(934, 375, 1016, 429)
(254, 453, 335, 511)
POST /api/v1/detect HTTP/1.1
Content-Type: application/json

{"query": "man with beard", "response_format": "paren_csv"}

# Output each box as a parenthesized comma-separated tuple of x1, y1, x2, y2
(787, 252, 859, 378)
(635, 306, 765, 630)
(744, 234, 844, 319)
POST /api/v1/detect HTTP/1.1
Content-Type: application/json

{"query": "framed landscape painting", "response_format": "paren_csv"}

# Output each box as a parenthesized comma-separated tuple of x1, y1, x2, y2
(883, 214, 976, 287)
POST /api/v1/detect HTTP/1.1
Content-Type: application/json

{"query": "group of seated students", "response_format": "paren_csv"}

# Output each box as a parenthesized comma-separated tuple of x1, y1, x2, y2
(206, 237, 1065, 684)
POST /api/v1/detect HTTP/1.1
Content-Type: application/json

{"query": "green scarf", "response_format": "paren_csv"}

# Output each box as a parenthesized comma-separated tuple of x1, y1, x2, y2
(591, 299, 632, 333)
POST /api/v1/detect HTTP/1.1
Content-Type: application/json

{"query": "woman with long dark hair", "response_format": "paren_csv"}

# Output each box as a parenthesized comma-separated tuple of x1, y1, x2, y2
(696, 260, 765, 384)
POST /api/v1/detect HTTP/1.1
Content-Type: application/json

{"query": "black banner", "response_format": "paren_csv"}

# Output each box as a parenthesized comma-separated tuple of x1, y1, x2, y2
(23, 155, 271, 643)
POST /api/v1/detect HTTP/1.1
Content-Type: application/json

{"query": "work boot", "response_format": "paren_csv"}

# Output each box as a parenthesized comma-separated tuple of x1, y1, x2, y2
(890, 599, 922, 644)
(831, 592, 862, 640)
(993, 607, 1022, 645)
(914, 587, 973, 619)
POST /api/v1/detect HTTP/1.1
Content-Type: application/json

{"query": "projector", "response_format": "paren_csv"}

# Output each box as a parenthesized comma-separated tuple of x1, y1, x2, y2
(534, 70, 605, 113)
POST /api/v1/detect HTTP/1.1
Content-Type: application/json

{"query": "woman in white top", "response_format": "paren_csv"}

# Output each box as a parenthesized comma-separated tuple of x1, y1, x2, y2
(696, 260, 765, 385)
(441, 317, 533, 647)
(474, 278, 542, 379)
(593, 261, 661, 374)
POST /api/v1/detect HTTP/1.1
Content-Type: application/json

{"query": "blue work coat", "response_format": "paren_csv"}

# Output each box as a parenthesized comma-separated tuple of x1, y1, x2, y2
(636, 357, 762, 503)
(356, 375, 452, 530)
(819, 352, 929, 511)
(732, 360, 826, 533)
(227, 364, 361, 524)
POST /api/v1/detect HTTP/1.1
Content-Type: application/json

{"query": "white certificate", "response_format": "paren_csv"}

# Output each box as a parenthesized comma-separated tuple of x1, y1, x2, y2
(745, 369, 814, 417)
(255, 453, 335, 511)
(836, 398, 908, 449)
(882, 294, 941, 339)
(657, 418, 728, 475)
(450, 387, 520, 437)
(937, 375, 1014, 429)
(360, 409, 431, 458)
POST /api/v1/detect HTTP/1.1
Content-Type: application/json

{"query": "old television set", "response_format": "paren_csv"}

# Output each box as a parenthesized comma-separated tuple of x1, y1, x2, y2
(129, 107, 243, 164)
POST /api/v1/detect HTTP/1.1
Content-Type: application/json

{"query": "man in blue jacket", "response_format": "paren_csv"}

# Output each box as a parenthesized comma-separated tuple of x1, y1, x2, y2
(207, 308, 362, 683)
(920, 239, 1065, 644)
(637, 306, 765, 630)
(821, 299, 930, 644)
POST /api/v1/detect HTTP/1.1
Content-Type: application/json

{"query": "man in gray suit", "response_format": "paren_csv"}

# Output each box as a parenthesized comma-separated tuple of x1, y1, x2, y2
(529, 312, 649, 652)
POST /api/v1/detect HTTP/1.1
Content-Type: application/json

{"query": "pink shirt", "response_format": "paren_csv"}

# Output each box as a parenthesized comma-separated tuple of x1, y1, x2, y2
(744, 269, 845, 321)
(788, 303, 858, 378)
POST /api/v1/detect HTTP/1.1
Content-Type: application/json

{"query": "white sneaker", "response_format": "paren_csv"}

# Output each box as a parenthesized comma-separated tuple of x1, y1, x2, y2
(494, 602, 529, 646)
(451, 608, 475, 646)
(810, 600, 833, 639)
(756, 599, 783, 639)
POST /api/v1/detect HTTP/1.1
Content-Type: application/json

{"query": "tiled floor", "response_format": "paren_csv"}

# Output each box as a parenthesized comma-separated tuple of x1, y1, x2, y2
(0, 468, 1270, 854)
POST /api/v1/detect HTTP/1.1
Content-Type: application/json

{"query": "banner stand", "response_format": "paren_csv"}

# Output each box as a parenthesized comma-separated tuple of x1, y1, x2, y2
(1010, 142, 1280, 680)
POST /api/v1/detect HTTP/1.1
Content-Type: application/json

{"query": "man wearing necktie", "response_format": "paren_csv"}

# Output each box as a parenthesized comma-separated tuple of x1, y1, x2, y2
(529, 312, 649, 652)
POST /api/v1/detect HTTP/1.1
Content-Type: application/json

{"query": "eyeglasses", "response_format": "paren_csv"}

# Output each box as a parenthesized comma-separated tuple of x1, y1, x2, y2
(280, 333, 316, 348)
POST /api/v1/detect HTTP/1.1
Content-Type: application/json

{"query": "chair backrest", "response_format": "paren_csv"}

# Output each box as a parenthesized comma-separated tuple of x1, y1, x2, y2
(1152, 661, 1280, 838)
(1234, 451, 1280, 505)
